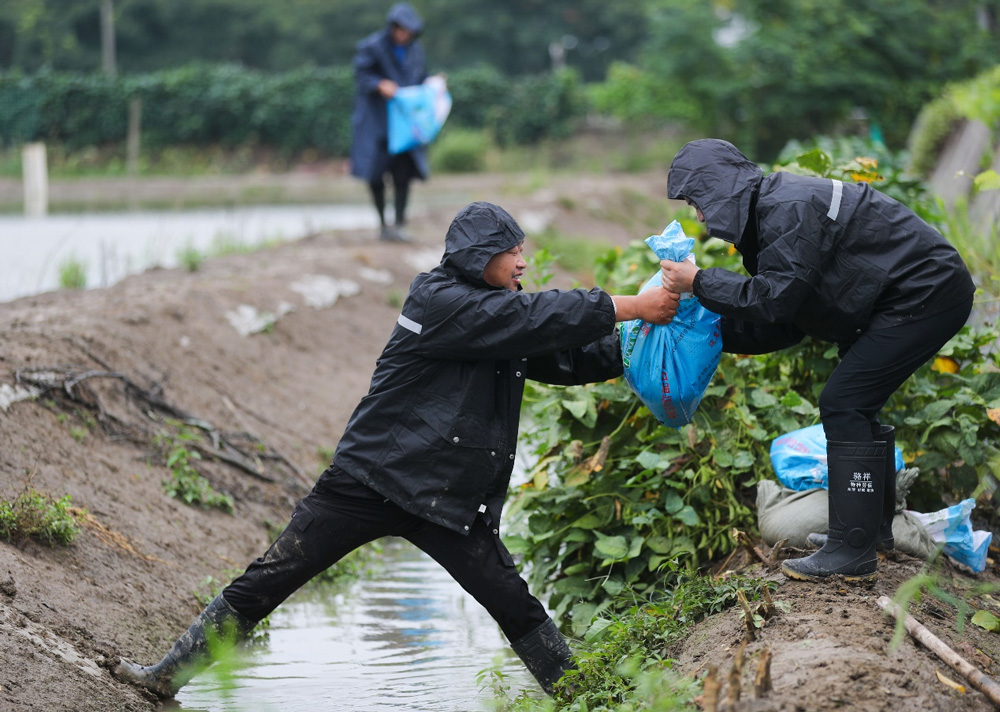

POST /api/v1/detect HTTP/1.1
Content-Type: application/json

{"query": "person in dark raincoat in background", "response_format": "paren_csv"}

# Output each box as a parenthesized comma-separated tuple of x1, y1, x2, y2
(116, 201, 682, 699)
(659, 138, 975, 583)
(350, 2, 430, 243)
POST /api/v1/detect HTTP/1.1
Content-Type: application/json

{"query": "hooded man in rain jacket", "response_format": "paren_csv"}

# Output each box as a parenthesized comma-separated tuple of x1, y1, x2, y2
(660, 139, 975, 583)
(116, 201, 681, 699)
(350, 2, 429, 242)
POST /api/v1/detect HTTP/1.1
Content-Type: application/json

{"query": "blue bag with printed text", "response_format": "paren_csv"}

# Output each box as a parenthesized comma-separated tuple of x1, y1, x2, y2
(619, 221, 722, 427)
(387, 76, 452, 155)
(769, 424, 905, 491)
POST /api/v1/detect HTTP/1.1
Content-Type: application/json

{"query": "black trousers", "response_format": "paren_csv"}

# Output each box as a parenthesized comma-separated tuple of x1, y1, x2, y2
(222, 465, 549, 644)
(819, 295, 974, 442)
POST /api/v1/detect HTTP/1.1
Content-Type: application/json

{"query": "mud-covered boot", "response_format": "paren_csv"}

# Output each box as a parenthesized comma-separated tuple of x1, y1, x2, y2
(511, 618, 575, 695)
(782, 440, 885, 582)
(806, 425, 897, 552)
(115, 594, 255, 698)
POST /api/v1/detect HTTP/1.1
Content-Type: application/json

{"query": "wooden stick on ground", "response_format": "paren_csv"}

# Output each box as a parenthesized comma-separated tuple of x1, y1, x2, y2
(877, 595, 1000, 707)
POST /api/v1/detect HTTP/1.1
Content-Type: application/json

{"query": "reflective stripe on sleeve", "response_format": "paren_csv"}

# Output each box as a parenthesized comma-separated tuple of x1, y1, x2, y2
(827, 179, 843, 221)
(397, 314, 422, 334)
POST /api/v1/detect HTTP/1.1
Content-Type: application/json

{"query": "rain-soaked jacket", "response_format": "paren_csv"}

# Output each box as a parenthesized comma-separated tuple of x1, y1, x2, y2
(667, 139, 975, 350)
(350, 3, 429, 182)
(333, 202, 621, 535)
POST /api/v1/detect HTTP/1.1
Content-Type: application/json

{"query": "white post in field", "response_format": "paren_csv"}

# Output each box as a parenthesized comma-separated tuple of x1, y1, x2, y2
(22, 142, 48, 217)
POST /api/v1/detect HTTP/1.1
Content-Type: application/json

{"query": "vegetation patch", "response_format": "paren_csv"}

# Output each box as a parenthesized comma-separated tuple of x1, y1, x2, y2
(0, 486, 81, 546)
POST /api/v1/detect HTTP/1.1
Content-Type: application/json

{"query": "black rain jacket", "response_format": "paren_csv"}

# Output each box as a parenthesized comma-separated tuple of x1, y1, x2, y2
(333, 202, 622, 535)
(667, 139, 975, 351)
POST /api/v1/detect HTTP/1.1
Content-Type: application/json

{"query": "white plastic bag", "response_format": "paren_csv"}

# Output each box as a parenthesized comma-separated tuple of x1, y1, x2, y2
(909, 498, 993, 572)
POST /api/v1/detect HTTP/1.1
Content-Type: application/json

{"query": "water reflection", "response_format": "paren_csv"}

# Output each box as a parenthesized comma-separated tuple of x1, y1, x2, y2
(174, 539, 536, 712)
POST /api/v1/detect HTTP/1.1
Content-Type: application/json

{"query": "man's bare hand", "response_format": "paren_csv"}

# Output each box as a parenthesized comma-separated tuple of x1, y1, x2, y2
(377, 79, 398, 98)
(660, 259, 699, 293)
(612, 288, 680, 325)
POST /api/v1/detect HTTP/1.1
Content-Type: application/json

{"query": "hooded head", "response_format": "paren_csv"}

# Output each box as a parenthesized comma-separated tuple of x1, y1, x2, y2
(386, 3, 424, 37)
(441, 202, 526, 289)
(666, 139, 763, 246)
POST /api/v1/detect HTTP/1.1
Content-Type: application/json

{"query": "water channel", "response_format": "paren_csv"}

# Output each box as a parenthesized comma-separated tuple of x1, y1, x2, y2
(173, 540, 536, 712)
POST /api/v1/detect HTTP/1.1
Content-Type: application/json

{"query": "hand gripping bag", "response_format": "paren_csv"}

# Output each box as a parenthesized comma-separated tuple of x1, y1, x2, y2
(619, 221, 721, 427)
(769, 423, 905, 491)
(387, 76, 452, 155)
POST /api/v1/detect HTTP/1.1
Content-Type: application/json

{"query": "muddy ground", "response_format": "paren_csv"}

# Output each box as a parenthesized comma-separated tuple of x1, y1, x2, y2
(1, 169, 1000, 711)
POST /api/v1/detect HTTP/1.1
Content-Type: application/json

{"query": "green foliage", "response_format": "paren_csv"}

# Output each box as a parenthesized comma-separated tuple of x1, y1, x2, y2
(177, 242, 204, 272)
(57, 256, 87, 290)
(156, 428, 234, 513)
(429, 127, 490, 174)
(0, 489, 81, 546)
(510, 144, 1000, 621)
(909, 64, 1000, 178)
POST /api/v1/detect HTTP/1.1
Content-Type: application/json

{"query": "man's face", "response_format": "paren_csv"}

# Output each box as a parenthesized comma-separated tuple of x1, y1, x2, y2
(685, 197, 706, 223)
(483, 242, 527, 291)
(391, 24, 415, 46)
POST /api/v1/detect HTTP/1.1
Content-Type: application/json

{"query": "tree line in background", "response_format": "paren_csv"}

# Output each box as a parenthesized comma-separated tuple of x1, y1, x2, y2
(2, 0, 999, 160)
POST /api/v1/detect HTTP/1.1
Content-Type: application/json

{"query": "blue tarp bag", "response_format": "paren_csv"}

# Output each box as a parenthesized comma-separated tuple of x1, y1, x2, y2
(769, 423, 905, 491)
(619, 221, 721, 427)
(387, 76, 452, 155)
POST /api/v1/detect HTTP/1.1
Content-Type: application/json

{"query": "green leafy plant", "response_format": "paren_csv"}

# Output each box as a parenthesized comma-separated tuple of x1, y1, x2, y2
(177, 242, 204, 272)
(57, 256, 87, 290)
(155, 429, 234, 513)
(0, 488, 81, 546)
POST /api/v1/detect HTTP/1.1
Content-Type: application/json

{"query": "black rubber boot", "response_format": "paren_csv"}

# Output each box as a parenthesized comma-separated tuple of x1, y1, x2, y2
(874, 425, 896, 550)
(806, 425, 897, 552)
(782, 440, 885, 582)
(511, 618, 575, 695)
(115, 594, 255, 698)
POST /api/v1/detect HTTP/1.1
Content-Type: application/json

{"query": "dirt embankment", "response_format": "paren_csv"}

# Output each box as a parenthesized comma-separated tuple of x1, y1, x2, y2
(1, 172, 999, 711)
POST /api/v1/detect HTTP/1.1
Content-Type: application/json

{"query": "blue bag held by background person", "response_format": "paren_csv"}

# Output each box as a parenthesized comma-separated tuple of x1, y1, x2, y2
(770, 423, 905, 491)
(387, 76, 452, 155)
(619, 221, 721, 427)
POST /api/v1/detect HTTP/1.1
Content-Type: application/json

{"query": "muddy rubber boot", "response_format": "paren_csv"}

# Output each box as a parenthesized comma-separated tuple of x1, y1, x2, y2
(511, 618, 575, 695)
(781, 440, 885, 582)
(806, 425, 897, 552)
(115, 594, 255, 698)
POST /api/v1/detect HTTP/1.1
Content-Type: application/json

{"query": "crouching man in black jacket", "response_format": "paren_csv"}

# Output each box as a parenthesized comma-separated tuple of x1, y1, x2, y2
(116, 201, 680, 699)
(660, 139, 975, 583)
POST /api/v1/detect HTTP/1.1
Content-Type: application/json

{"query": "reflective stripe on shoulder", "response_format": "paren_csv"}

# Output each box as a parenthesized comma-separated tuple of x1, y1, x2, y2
(827, 179, 843, 221)
(397, 314, 422, 334)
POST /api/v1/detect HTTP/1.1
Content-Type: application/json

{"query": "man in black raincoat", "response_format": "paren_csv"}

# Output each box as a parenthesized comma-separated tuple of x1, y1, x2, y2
(116, 202, 681, 698)
(660, 139, 975, 582)
(350, 2, 429, 242)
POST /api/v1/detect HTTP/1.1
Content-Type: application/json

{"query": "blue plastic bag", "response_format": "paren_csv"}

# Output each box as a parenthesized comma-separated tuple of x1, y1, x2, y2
(910, 499, 993, 572)
(619, 221, 721, 427)
(769, 423, 905, 491)
(387, 76, 452, 155)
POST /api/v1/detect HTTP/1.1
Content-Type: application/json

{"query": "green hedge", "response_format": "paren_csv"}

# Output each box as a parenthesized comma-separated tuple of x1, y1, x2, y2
(0, 64, 588, 155)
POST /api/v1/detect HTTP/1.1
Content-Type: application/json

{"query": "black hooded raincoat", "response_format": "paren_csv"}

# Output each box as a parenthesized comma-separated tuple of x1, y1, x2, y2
(334, 202, 622, 535)
(350, 3, 430, 182)
(667, 139, 975, 352)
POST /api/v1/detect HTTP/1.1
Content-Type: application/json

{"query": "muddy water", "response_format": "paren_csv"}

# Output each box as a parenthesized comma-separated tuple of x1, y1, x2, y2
(174, 539, 537, 712)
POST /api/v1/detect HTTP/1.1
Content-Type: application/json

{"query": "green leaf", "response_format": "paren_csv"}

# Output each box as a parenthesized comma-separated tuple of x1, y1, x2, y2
(972, 609, 1000, 632)
(974, 169, 1000, 192)
(674, 506, 700, 526)
(594, 533, 629, 559)
(645, 535, 674, 554)
(584, 617, 615, 643)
